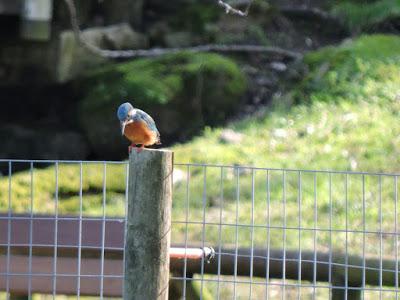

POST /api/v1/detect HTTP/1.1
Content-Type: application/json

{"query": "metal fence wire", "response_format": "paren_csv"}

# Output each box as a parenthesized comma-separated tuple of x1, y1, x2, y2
(0, 159, 400, 299)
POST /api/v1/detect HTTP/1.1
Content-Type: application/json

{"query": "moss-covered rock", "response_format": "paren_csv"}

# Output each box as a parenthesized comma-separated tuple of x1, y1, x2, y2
(58, 24, 148, 83)
(78, 52, 247, 158)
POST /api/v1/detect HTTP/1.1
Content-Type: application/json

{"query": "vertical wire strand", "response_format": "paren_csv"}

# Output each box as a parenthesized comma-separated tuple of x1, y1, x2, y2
(6, 161, 12, 300)
(100, 163, 107, 299)
(28, 162, 34, 300)
(249, 169, 255, 299)
(329, 173, 333, 300)
(234, 167, 240, 299)
(200, 166, 207, 298)
(266, 170, 271, 300)
(183, 165, 190, 299)
(395, 176, 398, 299)
(52, 162, 59, 299)
(122, 163, 129, 296)
(297, 171, 302, 300)
(282, 171, 286, 300)
(313, 173, 317, 299)
(77, 162, 83, 299)
(362, 175, 366, 299)
(379, 175, 383, 300)
(345, 174, 349, 300)
(217, 167, 223, 300)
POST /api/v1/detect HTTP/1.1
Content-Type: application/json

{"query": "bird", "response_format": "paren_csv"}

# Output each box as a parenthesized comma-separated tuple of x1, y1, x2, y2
(117, 102, 161, 153)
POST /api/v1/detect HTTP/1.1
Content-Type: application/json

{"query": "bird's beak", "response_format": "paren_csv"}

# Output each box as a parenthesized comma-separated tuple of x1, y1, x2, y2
(121, 120, 127, 135)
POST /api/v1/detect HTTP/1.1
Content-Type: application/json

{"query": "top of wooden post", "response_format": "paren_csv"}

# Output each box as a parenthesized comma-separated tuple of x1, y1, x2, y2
(129, 148, 172, 154)
(128, 148, 173, 166)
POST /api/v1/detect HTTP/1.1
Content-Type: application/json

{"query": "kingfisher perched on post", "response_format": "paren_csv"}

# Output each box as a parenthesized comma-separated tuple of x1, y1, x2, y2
(117, 102, 161, 153)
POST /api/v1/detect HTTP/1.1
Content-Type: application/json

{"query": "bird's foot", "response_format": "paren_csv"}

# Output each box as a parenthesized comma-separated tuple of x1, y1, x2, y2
(136, 145, 144, 153)
(128, 144, 135, 153)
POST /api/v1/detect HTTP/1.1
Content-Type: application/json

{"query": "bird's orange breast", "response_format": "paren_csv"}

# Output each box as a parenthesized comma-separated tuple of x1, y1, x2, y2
(124, 121, 157, 146)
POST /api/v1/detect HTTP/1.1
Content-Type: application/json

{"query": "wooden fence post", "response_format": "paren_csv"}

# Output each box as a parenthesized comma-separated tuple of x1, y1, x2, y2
(124, 149, 173, 300)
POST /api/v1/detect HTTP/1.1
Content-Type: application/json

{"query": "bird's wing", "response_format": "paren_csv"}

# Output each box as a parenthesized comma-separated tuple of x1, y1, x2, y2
(133, 109, 159, 134)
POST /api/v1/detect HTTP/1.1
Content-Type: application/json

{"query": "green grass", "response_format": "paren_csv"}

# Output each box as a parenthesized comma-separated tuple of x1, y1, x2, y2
(1, 34, 400, 297)
(0, 163, 127, 216)
(171, 34, 400, 254)
(169, 34, 400, 297)
(174, 36, 400, 172)
(332, 0, 400, 32)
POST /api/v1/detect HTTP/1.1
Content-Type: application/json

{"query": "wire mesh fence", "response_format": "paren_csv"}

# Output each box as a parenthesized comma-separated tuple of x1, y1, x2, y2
(0, 160, 128, 299)
(0, 159, 399, 299)
(171, 163, 400, 299)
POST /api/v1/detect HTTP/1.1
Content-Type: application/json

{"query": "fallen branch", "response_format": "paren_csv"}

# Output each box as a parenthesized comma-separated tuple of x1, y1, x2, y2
(63, 0, 301, 60)
(72, 44, 301, 59)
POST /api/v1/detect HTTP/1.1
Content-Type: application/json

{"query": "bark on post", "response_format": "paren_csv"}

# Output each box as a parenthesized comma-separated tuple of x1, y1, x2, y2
(124, 149, 173, 300)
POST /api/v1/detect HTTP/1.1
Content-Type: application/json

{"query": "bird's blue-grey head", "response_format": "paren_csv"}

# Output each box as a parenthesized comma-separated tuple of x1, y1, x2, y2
(117, 102, 134, 121)
(117, 102, 134, 135)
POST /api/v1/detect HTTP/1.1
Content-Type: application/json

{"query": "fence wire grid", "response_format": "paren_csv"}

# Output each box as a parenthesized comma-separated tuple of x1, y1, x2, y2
(0, 159, 399, 299)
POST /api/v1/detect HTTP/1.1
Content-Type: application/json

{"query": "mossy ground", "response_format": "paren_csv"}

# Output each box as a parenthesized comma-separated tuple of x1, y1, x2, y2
(332, 0, 400, 32)
(1, 34, 400, 298)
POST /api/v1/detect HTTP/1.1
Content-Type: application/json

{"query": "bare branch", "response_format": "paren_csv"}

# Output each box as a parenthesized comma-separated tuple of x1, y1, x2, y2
(63, 0, 301, 60)
(217, 0, 250, 17)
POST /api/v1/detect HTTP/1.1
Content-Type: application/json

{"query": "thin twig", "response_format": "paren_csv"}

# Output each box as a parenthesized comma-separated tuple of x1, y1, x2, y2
(63, 0, 301, 60)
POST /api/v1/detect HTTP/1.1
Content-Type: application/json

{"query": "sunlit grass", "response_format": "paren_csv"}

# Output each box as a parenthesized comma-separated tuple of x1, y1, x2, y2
(0, 163, 127, 217)
(171, 35, 400, 255)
